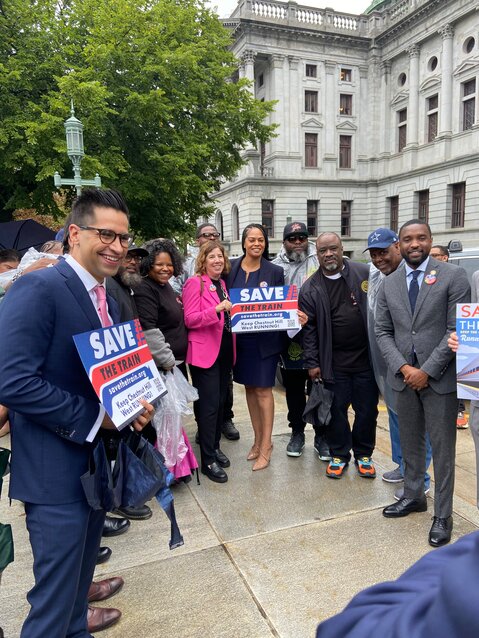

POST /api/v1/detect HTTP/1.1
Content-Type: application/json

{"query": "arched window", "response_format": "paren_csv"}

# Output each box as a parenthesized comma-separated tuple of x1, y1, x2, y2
(231, 205, 240, 241)
(215, 210, 224, 240)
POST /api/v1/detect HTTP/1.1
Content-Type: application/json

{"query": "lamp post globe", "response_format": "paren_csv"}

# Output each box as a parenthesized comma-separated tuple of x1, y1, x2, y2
(53, 100, 101, 196)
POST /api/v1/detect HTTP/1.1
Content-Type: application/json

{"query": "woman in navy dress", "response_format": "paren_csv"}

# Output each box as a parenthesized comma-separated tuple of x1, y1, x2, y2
(227, 224, 285, 471)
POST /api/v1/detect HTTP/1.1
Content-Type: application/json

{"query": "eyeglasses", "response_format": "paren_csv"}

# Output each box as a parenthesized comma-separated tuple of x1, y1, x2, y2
(124, 254, 142, 263)
(199, 232, 221, 239)
(78, 225, 134, 248)
(286, 235, 308, 243)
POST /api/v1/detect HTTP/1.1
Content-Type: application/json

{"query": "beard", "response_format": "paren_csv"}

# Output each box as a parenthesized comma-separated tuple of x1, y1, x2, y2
(285, 249, 307, 263)
(120, 270, 142, 287)
(322, 260, 339, 272)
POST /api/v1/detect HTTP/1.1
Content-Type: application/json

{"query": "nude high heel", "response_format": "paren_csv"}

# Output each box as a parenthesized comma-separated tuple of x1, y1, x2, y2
(247, 444, 260, 461)
(252, 445, 273, 471)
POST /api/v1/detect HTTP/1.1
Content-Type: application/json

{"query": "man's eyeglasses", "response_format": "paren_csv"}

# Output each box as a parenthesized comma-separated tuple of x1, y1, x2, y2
(286, 235, 308, 243)
(78, 226, 134, 248)
(199, 232, 221, 239)
(124, 254, 142, 264)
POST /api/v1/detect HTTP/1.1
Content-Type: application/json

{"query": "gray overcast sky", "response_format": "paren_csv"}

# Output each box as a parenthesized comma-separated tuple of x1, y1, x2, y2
(206, 1, 370, 19)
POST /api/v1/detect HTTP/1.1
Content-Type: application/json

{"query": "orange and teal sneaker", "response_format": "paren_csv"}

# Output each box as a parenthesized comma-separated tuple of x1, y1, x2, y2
(355, 456, 376, 478)
(457, 412, 469, 429)
(326, 457, 348, 479)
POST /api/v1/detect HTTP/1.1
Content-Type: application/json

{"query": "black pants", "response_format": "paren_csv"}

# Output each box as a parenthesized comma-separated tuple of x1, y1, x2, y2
(223, 371, 234, 421)
(323, 367, 378, 462)
(190, 332, 233, 467)
(282, 367, 311, 433)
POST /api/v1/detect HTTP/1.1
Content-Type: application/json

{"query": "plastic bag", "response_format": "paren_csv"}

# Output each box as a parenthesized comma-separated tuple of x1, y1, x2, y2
(170, 367, 198, 413)
(0, 247, 60, 288)
(153, 368, 198, 467)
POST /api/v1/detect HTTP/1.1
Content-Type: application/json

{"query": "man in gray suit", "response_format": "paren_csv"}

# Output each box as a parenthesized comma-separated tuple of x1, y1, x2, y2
(375, 219, 470, 547)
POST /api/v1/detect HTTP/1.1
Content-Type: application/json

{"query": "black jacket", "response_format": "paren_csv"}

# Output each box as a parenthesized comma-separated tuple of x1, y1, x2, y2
(107, 276, 138, 321)
(298, 260, 370, 383)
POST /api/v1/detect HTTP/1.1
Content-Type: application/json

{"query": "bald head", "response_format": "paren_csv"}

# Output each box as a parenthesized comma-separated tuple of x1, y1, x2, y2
(316, 233, 344, 275)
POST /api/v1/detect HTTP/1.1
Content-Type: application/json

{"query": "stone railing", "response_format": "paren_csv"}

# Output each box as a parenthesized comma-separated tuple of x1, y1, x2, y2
(230, 0, 368, 35)
(227, 0, 434, 35)
(260, 166, 274, 177)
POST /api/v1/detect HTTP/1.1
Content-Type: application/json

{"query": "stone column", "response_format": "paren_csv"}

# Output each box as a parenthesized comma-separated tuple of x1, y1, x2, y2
(379, 60, 391, 155)
(241, 49, 257, 93)
(288, 56, 300, 153)
(241, 49, 257, 158)
(270, 54, 285, 154)
(406, 44, 420, 147)
(358, 64, 369, 159)
(324, 60, 336, 158)
(438, 24, 454, 137)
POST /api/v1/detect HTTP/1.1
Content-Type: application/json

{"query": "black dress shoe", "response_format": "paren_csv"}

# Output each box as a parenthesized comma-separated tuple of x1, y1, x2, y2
(201, 461, 228, 483)
(112, 504, 153, 520)
(215, 448, 231, 468)
(102, 516, 131, 537)
(96, 546, 112, 565)
(429, 516, 453, 547)
(383, 497, 428, 518)
(222, 419, 240, 440)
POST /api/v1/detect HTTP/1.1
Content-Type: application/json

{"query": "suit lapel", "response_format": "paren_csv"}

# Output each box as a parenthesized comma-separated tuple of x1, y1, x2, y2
(203, 275, 220, 303)
(396, 263, 412, 318)
(57, 260, 102, 330)
(412, 258, 439, 320)
(107, 293, 120, 324)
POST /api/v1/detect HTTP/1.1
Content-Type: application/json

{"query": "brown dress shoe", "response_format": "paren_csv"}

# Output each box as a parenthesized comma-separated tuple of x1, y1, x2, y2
(87, 605, 121, 633)
(88, 576, 124, 602)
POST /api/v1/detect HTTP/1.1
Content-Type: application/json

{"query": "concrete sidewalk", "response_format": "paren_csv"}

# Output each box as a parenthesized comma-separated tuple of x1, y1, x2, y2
(1, 386, 478, 637)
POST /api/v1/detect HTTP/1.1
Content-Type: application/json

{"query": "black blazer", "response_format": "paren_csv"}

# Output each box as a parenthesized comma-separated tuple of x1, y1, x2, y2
(227, 256, 286, 359)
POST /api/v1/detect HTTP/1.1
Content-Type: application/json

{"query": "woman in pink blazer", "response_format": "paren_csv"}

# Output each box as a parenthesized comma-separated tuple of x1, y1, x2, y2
(182, 242, 235, 484)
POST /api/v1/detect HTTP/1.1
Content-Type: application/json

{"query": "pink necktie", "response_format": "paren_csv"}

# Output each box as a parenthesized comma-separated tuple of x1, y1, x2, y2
(93, 284, 112, 327)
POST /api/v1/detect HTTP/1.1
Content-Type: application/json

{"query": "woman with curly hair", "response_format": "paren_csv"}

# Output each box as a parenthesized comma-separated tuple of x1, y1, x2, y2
(182, 241, 234, 483)
(133, 239, 198, 482)
(133, 239, 187, 371)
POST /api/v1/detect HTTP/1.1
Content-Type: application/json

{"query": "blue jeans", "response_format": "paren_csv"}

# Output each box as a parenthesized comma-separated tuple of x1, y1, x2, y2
(388, 406, 431, 489)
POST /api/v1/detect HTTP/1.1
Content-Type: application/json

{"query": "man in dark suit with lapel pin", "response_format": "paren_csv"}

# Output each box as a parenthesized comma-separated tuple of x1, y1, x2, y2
(376, 219, 470, 547)
(0, 189, 153, 637)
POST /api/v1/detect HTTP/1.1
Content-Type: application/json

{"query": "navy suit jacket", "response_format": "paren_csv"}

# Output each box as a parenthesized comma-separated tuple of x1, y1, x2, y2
(316, 530, 479, 638)
(227, 256, 286, 359)
(0, 259, 119, 504)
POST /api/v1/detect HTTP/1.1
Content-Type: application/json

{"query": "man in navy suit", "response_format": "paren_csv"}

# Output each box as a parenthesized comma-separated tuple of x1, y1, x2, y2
(316, 530, 479, 638)
(0, 189, 153, 638)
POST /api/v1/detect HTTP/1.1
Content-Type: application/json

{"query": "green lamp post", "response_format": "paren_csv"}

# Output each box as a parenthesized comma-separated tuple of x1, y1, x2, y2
(53, 101, 101, 196)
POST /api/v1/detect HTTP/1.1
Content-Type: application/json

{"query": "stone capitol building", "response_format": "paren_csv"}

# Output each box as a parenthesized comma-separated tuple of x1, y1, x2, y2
(207, 0, 479, 258)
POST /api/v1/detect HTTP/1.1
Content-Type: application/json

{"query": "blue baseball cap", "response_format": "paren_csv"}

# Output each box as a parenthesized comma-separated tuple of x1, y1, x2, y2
(364, 228, 399, 252)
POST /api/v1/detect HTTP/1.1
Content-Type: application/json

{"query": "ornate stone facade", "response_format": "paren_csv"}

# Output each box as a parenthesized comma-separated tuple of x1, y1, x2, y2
(213, 0, 479, 257)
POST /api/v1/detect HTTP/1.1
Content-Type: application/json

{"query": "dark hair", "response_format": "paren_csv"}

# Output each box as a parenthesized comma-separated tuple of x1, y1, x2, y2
(71, 188, 129, 225)
(195, 241, 231, 276)
(399, 218, 432, 238)
(40, 240, 63, 254)
(141, 239, 184, 278)
(0, 249, 21, 264)
(196, 222, 218, 239)
(241, 223, 270, 261)
(432, 244, 449, 258)
(63, 189, 129, 253)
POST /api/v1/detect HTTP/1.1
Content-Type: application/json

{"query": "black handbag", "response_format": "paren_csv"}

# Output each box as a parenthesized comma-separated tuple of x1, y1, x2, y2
(0, 447, 10, 499)
(120, 431, 183, 549)
(0, 523, 14, 573)
(80, 439, 122, 512)
(0, 448, 13, 574)
(82, 432, 183, 549)
(302, 380, 334, 428)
